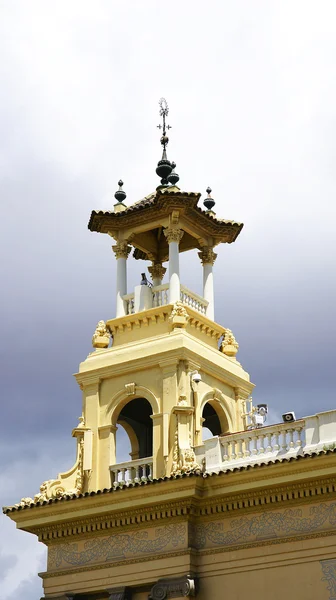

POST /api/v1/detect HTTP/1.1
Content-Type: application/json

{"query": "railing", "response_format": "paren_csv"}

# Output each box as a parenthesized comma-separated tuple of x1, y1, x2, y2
(123, 293, 135, 315)
(220, 421, 304, 462)
(180, 285, 208, 315)
(152, 283, 169, 307)
(202, 410, 336, 473)
(123, 284, 208, 316)
(110, 457, 153, 487)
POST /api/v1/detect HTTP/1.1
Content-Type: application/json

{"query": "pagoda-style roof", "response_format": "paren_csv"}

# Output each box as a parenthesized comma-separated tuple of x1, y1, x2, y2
(88, 187, 243, 262)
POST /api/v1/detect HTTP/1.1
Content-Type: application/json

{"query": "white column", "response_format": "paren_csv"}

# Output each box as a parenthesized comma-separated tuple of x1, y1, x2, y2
(112, 242, 131, 317)
(164, 228, 184, 304)
(198, 247, 217, 321)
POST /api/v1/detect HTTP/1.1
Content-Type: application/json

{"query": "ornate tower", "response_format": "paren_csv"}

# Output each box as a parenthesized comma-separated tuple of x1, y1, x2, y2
(7, 100, 336, 600)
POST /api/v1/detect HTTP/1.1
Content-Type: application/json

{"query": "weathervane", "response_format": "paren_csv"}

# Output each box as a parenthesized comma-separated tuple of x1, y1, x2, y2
(157, 98, 171, 151)
(155, 98, 179, 187)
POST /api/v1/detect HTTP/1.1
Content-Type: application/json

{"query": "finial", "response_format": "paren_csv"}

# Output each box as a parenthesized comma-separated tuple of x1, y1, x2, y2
(167, 161, 180, 186)
(114, 180, 126, 203)
(156, 98, 173, 186)
(203, 186, 215, 211)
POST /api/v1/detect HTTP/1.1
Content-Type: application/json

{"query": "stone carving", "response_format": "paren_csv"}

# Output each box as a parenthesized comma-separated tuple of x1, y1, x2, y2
(321, 559, 336, 600)
(194, 501, 336, 550)
(198, 247, 217, 266)
(171, 419, 200, 476)
(148, 262, 167, 282)
(48, 524, 186, 569)
(112, 241, 132, 260)
(92, 320, 111, 349)
(163, 227, 184, 245)
(220, 328, 239, 357)
(27, 439, 85, 505)
(125, 382, 136, 395)
(106, 587, 131, 600)
(177, 395, 188, 406)
(150, 575, 196, 599)
(169, 301, 189, 328)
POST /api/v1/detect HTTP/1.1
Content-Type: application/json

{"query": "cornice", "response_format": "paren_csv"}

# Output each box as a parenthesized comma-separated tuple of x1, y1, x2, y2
(12, 473, 336, 544)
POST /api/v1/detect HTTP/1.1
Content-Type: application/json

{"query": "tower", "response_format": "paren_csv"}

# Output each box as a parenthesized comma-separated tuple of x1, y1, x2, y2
(4, 100, 336, 600)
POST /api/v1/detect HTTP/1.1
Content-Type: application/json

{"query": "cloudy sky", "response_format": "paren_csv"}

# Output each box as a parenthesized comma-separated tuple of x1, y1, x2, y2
(1, 1, 336, 598)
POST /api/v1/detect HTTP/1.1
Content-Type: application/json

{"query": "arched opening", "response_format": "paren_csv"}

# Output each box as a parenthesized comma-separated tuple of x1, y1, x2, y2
(116, 397, 153, 459)
(202, 402, 224, 440)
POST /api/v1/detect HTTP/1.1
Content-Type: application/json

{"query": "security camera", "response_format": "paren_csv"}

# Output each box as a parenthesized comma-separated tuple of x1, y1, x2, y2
(282, 412, 296, 423)
(191, 371, 202, 384)
(256, 404, 268, 416)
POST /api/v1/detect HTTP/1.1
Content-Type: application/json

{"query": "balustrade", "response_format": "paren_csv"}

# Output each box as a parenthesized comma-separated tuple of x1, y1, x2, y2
(122, 284, 208, 316)
(110, 457, 153, 487)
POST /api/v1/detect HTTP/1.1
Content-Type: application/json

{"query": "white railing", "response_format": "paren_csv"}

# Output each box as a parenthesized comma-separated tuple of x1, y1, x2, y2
(152, 283, 169, 307)
(122, 284, 208, 316)
(110, 457, 153, 487)
(180, 285, 208, 315)
(123, 293, 135, 315)
(201, 410, 336, 473)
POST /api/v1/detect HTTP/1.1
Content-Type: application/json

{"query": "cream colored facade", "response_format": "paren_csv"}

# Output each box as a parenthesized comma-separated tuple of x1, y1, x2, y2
(4, 183, 336, 600)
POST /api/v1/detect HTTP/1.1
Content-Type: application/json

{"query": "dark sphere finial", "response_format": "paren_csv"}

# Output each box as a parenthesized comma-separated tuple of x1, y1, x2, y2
(204, 186, 215, 211)
(114, 180, 126, 203)
(167, 161, 180, 186)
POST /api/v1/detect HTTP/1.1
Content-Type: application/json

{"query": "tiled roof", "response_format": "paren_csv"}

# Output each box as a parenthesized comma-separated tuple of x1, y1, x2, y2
(3, 447, 334, 514)
(88, 188, 243, 231)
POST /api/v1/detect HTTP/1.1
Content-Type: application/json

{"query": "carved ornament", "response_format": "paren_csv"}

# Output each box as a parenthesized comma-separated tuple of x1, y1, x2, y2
(150, 575, 196, 599)
(125, 382, 136, 395)
(112, 241, 132, 259)
(92, 320, 111, 349)
(148, 262, 167, 282)
(198, 247, 217, 266)
(220, 328, 239, 357)
(169, 302, 189, 328)
(171, 418, 200, 476)
(163, 227, 184, 244)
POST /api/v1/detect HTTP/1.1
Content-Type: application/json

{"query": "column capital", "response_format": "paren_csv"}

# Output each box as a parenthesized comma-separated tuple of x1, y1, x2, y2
(150, 575, 196, 599)
(164, 227, 184, 244)
(198, 247, 217, 265)
(148, 262, 167, 281)
(112, 241, 132, 259)
(106, 587, 131, 600)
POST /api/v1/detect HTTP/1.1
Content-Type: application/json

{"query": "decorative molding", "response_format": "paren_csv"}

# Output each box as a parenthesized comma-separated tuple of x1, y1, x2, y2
(32, 477, 336, 543)
(112, 242, 132, 260)
(48, 524, 186, 570)
(163, 227, 184, 244)
(150, 575, 196, 599)
(321, 559, 336, 600)
(198, 247, 217, 266)
(192, 501, 336, 550)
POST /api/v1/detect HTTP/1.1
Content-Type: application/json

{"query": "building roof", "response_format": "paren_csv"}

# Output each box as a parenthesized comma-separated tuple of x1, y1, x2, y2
(3, 446, 334, 515)
(88, 188, 243, 261)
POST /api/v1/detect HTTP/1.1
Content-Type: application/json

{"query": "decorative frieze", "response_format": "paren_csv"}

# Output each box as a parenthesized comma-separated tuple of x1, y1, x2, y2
(112, 241, 132, 260)
(198, 247, 217, 266)
(163, 227, 184, 244)
(150, 575, 196, 599)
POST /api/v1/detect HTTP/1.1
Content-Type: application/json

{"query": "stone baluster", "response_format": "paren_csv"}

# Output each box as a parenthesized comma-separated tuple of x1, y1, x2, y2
(266, 432, 273, 453)
(274, 432, 280, 452)
(252, 435, 258, 455)
(288, 428, 295, 449)
(281, 429, 288, 451)
(258, 433, 265, 454)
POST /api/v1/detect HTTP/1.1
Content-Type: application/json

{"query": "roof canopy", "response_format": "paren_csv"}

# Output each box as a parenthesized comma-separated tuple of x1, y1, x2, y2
(88, 188, 243, 263)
